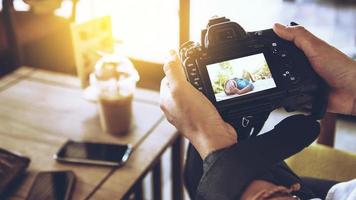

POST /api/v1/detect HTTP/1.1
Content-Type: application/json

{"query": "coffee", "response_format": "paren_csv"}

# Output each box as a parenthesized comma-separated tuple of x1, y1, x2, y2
(91, 53, 139, 135)
(98, 94, 133, 135)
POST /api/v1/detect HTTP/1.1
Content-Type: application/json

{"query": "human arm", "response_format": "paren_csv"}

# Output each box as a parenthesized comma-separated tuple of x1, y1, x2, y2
(160, 51, 237, 159)
(273, 23, 356, 116)
(195, 115, 320, 200)
(225, 79, 253, 95)
(232, 83, 254, 95)
(160, 51, 319, 200)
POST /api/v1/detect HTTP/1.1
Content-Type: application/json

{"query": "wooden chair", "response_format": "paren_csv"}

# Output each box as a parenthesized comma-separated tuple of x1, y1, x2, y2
(286, 143, 356, 182)
(1, 0, 78, 74)
(286, 113, 356, 182)
(0, 0, 18, 75)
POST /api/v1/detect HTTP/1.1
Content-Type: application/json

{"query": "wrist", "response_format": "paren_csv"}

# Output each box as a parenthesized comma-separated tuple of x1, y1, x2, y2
(345, 59, 356, 92)
(188, 121, 237, 159)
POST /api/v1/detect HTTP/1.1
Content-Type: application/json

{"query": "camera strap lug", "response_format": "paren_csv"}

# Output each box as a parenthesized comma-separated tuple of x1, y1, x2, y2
(230, 111, 271, 140)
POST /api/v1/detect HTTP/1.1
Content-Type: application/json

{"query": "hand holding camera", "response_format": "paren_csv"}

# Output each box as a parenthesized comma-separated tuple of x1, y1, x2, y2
(273, 23, 356, 116)
(160, 51, 237, 159)
(179, 17, 329, 139)
(160, 17, 356, 159)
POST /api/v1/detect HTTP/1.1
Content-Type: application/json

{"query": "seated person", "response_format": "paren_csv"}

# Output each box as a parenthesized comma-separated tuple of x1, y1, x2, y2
(224, 78, 254, 95)
(242, 69, 255, 83)
(160, 23, 356, 199)
(224, 70, 255, 95)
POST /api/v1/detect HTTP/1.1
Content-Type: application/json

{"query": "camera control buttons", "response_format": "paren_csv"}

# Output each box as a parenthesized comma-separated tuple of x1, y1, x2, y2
(186, 50, 194, 57)
(193, 81, 200, 86)
(282, 70, 290, 77)
(290, 76, 300, 84)
(184, 58, 197, 68)
(186, 67, 203, 90)
(271, 42, 278, 54)
(189, 72, 197, 76)
(191, 78, 203, 91)
(280, 52, 287, 59)
(241, 116, 252, 127)
(193, 77, 200, 81)
(186, 62, 195, 68)
(255, 31, 263, 36)
(281, 70, 300, 84)
(186, 46, 201, 58)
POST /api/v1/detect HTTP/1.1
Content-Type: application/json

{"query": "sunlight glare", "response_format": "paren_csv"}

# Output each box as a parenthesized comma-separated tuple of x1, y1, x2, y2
(75, 0, 179, 63)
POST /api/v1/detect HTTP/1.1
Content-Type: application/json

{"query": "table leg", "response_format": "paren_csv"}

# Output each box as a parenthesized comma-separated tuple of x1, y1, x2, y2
(152, 159, 162, 200)
(318, 112, 337, 147)
(134, 180, 144, 200)
(172, 135, 184, 200)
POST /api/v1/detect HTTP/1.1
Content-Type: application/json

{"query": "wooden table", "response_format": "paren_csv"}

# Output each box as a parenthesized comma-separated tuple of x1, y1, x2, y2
(0, 67, 184, 200)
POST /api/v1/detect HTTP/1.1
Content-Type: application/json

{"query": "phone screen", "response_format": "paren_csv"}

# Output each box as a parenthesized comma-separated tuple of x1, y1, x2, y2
(54, 140, 131, 166)
(27, 171, 75, 200)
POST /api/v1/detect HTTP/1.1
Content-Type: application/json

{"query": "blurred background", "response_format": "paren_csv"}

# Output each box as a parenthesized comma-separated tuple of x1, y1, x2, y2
(0, 0, 355, 199)
(1, 0, 355, 89)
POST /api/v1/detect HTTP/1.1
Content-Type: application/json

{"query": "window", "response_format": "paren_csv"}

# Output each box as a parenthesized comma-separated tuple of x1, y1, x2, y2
(12, 0, 30, 11)
(73, 0, 179, 63)
(190, 0, 355, 55)
(0, 0, 30, 11)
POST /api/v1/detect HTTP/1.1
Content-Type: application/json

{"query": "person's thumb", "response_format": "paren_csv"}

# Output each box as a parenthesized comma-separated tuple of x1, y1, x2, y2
(273, 23, 324, 58)
(163, 50, 186, 87)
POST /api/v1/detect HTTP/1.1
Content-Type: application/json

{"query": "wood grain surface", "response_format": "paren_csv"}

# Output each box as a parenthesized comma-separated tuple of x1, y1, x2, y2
(0, 67, 178, 200)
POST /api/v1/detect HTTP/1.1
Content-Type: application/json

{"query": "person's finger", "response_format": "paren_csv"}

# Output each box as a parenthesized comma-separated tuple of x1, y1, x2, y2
(163, 50, 186, 86)
(273, 23, 323, 58)
(160, 77, 170, 98)
(231, 84, 236, 91)
(159, 77, 171, 111)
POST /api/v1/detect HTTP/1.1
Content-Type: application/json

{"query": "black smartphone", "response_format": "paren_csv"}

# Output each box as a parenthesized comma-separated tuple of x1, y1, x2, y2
(53, 140, 132, 166)
(26, 171, 75, 200)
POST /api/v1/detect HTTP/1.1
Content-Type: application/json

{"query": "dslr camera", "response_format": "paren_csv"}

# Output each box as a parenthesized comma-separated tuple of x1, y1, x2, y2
(179, 17, 327, 139)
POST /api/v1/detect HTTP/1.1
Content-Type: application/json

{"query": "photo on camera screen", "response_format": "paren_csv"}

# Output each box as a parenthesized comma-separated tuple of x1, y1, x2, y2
(207, 53, 276, 102)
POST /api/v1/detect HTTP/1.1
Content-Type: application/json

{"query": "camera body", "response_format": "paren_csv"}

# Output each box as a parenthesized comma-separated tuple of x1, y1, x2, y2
(180, 17, 327, 135)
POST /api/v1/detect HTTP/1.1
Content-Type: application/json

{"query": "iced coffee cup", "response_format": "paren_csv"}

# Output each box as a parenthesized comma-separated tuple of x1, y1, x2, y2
(93, 54, 139, 135)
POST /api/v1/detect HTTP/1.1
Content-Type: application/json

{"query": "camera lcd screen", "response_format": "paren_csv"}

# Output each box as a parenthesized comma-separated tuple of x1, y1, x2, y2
(207, 53, 276, 102)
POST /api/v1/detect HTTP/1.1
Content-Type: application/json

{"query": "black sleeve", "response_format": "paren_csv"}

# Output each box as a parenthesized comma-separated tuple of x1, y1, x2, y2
(195, 115, 320, 200)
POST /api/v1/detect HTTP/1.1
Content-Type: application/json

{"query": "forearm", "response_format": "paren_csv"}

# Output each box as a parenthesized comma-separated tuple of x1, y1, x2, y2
(349, 60, 356, 115)
(237, 87, 251, 94)
(196, 115, 320, 200)
(187, 120, 237, 159)
(234, 85, 252, 95)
